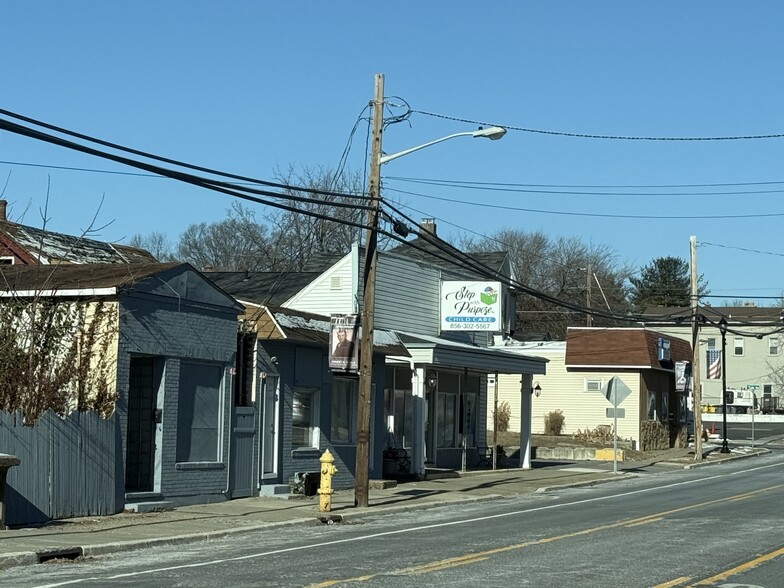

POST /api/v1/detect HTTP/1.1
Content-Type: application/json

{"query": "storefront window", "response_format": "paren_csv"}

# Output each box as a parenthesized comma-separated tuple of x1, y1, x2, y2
(331, 378, 357, 444)
(292, 387, 319, 448)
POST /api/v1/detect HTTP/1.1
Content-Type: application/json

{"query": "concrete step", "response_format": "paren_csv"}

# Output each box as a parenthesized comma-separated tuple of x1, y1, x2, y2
(258, 484, 293, 497)
(124, 501, 174, 513)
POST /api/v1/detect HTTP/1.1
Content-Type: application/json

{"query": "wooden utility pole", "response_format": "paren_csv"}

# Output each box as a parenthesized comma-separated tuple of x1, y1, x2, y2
(690, 236, 703, 462)
(586, 264, 593, 327)
(355, 74, 384, 508)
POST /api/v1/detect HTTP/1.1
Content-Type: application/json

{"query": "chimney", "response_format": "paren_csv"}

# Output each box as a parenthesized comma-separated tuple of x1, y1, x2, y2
(420, 218, 437, 236)
(0, 199, 6, 222)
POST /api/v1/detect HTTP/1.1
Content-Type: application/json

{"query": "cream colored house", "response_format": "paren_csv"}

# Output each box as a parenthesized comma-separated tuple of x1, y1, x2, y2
(490, 328, 692, 450)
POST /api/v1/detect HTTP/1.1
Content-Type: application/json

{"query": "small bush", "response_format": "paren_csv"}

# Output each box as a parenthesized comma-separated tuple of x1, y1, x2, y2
(544, 410, 565, 436)
(493, 401, 512, 433)
(573, 425, 615, 443)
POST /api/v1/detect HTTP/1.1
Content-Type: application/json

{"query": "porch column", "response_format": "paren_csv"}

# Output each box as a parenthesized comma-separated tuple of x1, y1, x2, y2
(412, 366, 427, 479)
(519, 373, 533, 469)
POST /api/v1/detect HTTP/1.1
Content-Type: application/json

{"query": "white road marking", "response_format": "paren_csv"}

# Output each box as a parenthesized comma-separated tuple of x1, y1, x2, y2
(33, 458, 784, 588)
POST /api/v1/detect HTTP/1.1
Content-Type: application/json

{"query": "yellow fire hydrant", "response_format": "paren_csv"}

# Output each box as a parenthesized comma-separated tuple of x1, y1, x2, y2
(318, 449, 338, 512)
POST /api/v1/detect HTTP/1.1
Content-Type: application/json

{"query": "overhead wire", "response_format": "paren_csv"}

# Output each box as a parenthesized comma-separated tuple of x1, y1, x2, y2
(411, 109, 784, 141)
(385, 176, 784, 197)
(385, 186, 784, 220)
(0, 107, 365, 201)
(0, 117, 373, 225)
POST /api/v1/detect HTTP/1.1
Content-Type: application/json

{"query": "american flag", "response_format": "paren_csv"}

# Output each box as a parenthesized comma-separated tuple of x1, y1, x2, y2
(706, 349, 722, 379)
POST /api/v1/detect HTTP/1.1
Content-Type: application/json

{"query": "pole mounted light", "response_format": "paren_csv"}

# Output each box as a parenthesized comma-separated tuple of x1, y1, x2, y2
(378, 126, 507, 165)
(354, 74, 506, 508)
(718, 317, 731, 454)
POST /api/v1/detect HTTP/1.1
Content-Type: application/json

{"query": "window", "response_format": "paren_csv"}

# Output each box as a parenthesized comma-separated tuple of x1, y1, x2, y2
(647, 391, 657, 420)
(233, 333, 255, 407)
(331, 378, 357, 444)
(734, 337, 744, 356)
(0, 257, 13, 265)
(292, 387, 319, 448)
(706, 337, 716, 349)
(437, 392, 458, 448)
(770, 337, 779, 356)
(585, 378, 603, 392)
(176, 362, 223, 462)
(437, 372, 460, 448)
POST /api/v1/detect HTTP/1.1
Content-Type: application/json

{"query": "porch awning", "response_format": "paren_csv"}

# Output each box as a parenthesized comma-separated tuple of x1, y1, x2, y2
(390, 332, 548, 375)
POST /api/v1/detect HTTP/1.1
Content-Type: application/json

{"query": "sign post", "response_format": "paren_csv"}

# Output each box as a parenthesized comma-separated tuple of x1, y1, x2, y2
(600, 377, 631, 474)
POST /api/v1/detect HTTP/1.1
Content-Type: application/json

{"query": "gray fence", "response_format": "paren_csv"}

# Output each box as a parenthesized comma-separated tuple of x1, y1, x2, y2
(0, 410, 122, 526)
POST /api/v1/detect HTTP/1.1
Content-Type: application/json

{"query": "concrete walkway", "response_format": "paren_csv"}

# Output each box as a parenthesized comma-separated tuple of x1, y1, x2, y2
(0, 445, 770, 570)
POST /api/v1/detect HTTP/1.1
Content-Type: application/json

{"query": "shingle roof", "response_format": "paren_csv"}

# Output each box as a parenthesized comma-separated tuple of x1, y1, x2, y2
(204, 271, 319, 305)
(0, 263, 180, 292)
(388, 238, 510, 278)
(565, 327, 692, 369)
(245, 304, 409, 356)
(0, 220, 157, 265)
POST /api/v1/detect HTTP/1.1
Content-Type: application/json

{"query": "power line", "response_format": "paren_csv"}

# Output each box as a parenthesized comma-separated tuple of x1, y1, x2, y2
(411, 109, 784, 141)
(700, 241, 784, 259)
(0, 108, 366, 201)
(385, 176, 784, 197)
(387, 175, 784, 190)
(385, 186, 784, 220)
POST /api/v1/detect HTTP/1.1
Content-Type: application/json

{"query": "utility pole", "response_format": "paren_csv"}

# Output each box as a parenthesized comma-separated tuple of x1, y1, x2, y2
(690, 236, 703, 462)
(586, 264, 593, 327)
(355, 74, 384, 508)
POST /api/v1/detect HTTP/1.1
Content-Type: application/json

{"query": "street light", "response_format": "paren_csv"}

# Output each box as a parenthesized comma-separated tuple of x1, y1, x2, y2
(718, 317, 731, 454)
(379, 126, 507, 164)
(355, 73, 507, 508)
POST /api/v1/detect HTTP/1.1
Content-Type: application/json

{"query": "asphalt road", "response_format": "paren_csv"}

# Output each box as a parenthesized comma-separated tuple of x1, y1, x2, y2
(6, 453, 784, 587)
(723, 420, 784, 444)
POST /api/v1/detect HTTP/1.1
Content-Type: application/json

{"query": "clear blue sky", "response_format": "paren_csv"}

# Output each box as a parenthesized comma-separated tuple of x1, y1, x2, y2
(2, 2, 784, 303)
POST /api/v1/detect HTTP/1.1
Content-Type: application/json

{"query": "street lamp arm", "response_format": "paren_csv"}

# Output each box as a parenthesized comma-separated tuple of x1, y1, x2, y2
(379, 126, 506, 165)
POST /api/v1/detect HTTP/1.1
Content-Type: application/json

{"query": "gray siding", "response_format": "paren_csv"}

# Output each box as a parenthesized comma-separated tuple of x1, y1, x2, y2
(117, 291, 237, 505)
(0, 410, 121, 526)
(374, 254, 441, 335)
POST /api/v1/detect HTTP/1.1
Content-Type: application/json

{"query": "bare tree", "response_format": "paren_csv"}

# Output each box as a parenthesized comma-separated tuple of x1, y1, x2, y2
(265, 165, 368, 270)
(459, 229, 633, 339)
(128, 231, 176, 262)
(174, 202, 272, 271)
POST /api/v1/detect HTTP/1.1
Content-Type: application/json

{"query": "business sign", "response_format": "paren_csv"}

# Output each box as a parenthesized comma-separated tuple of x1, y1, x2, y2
(329, 314, 359, 374)
(440, 281, 503, 332)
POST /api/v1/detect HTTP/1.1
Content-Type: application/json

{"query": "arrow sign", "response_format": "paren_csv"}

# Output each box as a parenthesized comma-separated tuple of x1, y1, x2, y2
(601, 377, 631, 408)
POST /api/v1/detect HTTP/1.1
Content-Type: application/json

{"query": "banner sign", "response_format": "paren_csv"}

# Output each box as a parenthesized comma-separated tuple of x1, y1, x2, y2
(329, 314, 359, 374)
(440, 281, 503, 332)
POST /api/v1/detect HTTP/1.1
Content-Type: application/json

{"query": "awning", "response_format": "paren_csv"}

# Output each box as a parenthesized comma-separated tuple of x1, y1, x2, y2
(390, 332, 547, 375)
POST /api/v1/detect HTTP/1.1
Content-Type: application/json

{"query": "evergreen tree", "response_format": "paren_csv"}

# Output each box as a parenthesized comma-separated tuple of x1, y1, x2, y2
(629, 256, 708, 311)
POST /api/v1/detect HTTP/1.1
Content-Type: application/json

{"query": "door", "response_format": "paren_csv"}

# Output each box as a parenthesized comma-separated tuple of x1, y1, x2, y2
(229, 407, 256, 498)
(125, 357, 159, 493)
(260, 374, 279, 480)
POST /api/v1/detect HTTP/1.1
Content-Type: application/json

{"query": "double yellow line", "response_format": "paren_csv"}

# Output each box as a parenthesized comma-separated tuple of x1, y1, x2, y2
(311, 484, 783, 587)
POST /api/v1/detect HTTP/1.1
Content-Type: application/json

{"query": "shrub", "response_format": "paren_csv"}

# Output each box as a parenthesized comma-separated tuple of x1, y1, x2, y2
(493, 401, 511, 433)
(544, 410, 565, 436)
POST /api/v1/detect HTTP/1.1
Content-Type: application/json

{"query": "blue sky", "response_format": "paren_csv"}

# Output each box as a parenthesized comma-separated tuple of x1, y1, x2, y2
(2, 2, 784, 303)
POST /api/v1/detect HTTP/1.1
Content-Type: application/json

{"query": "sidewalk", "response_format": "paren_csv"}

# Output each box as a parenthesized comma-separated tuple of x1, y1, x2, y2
(0, 445, 770, 570)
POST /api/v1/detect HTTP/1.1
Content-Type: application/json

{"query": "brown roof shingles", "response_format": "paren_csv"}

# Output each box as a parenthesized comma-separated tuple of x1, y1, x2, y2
(565, 328, 691, 369)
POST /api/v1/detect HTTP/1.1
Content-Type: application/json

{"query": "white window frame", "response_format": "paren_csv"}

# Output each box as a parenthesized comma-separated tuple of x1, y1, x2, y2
(734, 337, 744, 356)
(292, 387, 320, 449)
(0, 256, 13, 265)
(584, 378, 603, 392)
(769, 337, 779, 356)
(706, 337, 717, 350)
